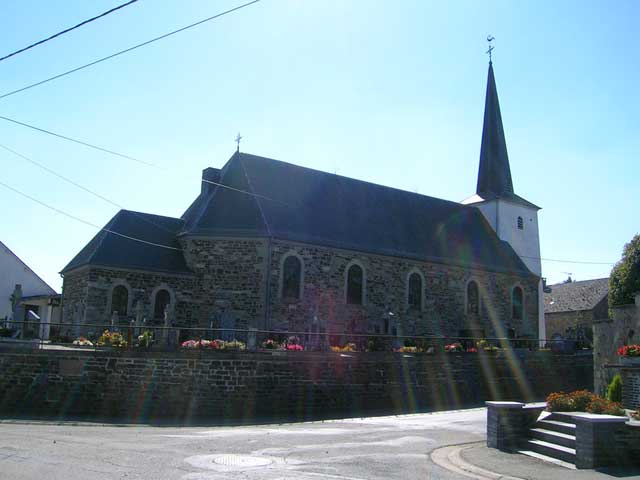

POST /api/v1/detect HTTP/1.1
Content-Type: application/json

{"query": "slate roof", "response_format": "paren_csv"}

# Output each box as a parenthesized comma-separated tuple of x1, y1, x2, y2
(62, 210, 190, 274)
(473, 62, 539, 210)
(180, 152, 535, 276)
(543, 278, 609, 314)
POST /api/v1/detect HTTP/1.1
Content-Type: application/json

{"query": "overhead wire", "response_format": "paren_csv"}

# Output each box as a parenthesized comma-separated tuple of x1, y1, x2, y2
(0, 0, 139, 63)
(0, 114, 153, 166)
(0, 142, 176, 234)
(0, 179, 181, 251)
(0, 0, 261, 101)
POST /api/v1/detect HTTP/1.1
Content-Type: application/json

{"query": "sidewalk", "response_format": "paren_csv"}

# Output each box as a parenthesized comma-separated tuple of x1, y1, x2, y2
(446, 442, 640, 479)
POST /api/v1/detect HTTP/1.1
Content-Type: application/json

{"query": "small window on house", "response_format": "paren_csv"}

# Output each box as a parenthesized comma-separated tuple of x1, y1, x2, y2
(111, 285, 128, 316)
(467, 281, 479, 315)
(346, 264, 364, 305)
(512, 286, 524, 320)
(408, 272, 422, 310)
(517, 216, 524, 230)
(153, 289, 171, 319)
(282, 255, 302, 300)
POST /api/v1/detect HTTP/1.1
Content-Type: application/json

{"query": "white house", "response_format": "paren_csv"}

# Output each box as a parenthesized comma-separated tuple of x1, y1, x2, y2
(1, 240, 60, 339)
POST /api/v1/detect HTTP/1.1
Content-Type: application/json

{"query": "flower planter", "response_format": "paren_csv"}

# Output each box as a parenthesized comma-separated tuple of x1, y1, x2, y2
(620, 356, 640, 366)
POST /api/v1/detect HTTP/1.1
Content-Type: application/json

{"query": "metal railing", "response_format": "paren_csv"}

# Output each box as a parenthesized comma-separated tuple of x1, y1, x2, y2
(0, 320, 591, 354)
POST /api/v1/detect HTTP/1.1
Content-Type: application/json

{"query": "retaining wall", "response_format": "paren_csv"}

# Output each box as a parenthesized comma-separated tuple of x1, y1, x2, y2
(0, 348, 593, 422)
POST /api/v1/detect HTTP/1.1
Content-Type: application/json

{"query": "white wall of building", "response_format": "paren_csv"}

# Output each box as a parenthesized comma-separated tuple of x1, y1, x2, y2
(471, 200, 546, 341)
(0, 241, 56, 321)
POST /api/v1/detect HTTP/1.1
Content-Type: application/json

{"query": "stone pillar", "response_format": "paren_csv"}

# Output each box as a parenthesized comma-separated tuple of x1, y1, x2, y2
(486, 401, 528, 451)
(574, 415, 629, 469)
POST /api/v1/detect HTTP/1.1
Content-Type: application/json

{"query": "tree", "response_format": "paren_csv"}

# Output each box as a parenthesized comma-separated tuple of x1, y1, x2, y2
(609, 234, 640, 309)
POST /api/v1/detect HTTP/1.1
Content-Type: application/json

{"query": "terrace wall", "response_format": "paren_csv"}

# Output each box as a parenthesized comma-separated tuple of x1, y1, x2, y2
(0, 348, 592, 422)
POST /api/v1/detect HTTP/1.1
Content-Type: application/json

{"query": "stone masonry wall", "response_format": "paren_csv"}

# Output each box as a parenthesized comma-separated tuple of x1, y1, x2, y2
(62, 236, 539, 343)
(593, 294, 640, 395)
(0, 349, 592, 422)
(62, 267, 198, 336)
(267, 239, 539, 340)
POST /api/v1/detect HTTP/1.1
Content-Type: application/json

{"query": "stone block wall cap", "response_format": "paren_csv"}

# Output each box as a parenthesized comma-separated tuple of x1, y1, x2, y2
(523, 402, 547, 409)
(571, 413, 629, 423)
(626, 420, 640, 428)
(485, 401, 524, 408)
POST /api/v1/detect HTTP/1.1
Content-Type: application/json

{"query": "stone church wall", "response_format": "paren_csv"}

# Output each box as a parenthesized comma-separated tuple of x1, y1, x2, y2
(267, 239, 539, 341)
(61, 236, 538, 342)
(0, 348, 592, 422)
(61, 266, 198, 335)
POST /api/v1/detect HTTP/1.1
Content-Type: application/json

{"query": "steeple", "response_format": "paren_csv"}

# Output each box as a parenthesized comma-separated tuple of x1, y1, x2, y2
(476, 61, 514, 198)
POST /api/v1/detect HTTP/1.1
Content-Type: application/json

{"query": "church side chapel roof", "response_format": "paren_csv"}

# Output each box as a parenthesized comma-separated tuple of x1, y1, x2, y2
(62, 210, 189, 274)
(180, 152, 534, 276)
(543, 278, 609, 314)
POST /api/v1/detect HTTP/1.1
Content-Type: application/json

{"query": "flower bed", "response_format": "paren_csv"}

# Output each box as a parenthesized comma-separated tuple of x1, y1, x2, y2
(618, 344, 640, 357)
(546, 389, 625, 416)
(180, 339, 245, 351)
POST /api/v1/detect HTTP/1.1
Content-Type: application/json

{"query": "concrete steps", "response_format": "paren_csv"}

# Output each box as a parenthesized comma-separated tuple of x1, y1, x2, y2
(529, 427, 576, 448)
(519, 412, 577, 467)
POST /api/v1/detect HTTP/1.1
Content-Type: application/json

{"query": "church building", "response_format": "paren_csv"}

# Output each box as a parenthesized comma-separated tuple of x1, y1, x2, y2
(61, 61, 543, 344)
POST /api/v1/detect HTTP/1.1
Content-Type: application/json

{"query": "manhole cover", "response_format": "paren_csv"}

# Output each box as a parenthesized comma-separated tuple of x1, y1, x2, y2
(213, 455, 273, 467)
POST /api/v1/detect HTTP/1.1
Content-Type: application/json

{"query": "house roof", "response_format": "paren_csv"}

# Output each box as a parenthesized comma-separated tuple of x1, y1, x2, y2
(0, 240, 57, 295)
(180, 152, 535, 276)
(543, 278, 609, 314)
(61, 210, 190, 274)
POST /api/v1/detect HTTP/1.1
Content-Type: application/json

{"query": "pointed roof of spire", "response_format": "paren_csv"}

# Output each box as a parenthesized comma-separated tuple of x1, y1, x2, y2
(473, 62, 539, 209)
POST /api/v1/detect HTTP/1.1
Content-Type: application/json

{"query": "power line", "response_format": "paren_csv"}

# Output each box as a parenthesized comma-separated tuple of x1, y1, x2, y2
(0, 142, 122, 209)
(0, 114, 152, 166)
(0, 0, 261, 101)
(0, 1, 139, 63)
(0, 112, 288, 204)
(0, 179, 181, 251)
(0, 142, 176, 234)
(530, 256, 614, 266)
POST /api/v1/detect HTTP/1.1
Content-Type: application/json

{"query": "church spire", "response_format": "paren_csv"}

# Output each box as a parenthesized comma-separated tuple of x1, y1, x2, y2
(476, 60, 514, 198)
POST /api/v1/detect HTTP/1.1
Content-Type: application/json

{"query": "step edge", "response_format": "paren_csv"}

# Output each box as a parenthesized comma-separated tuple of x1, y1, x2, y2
(517, 450, 577, 470)
(527, 439, 576, 455)
(530, 428, 576, 440)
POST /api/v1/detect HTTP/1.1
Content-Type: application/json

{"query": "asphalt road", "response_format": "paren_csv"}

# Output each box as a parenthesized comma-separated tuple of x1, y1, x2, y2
(0, 408, 486, 480)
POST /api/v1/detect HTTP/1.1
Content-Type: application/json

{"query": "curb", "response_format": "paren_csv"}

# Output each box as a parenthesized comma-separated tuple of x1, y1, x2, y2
(430, 442, 525, 480)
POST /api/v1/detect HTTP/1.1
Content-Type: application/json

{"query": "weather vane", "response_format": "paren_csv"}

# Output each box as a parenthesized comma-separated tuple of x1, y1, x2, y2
(486, 35, 495, 62)
(235, 132, 242, 152)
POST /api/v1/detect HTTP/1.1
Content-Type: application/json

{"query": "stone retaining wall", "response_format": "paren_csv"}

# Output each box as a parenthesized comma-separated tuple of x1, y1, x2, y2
(0, 348, 592, 422)
(621, 365, 640, 410)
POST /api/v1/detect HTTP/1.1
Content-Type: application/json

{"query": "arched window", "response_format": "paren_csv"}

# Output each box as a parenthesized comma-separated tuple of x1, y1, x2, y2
(512, 286, 524, 320)
(467, 281, 479, 315)
(407, 272, 422, 310)
(153, 289, 171, 319)
(517, 216, 524, 230)
(282, 255, 302, 300)
(346, 264, 364, 305)
(111, 285, 128, 316)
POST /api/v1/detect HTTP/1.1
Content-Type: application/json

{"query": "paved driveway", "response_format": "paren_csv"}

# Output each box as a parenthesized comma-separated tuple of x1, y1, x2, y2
(0, 408, 486, 479)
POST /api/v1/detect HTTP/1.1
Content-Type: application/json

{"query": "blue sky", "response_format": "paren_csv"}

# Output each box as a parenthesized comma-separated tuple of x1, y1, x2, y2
(0, 0, 638, 291)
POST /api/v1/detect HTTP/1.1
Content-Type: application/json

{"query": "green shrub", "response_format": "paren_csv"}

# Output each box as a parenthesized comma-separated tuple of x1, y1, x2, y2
(606, 375, 622, 403)
(609, 234, 640, 312)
